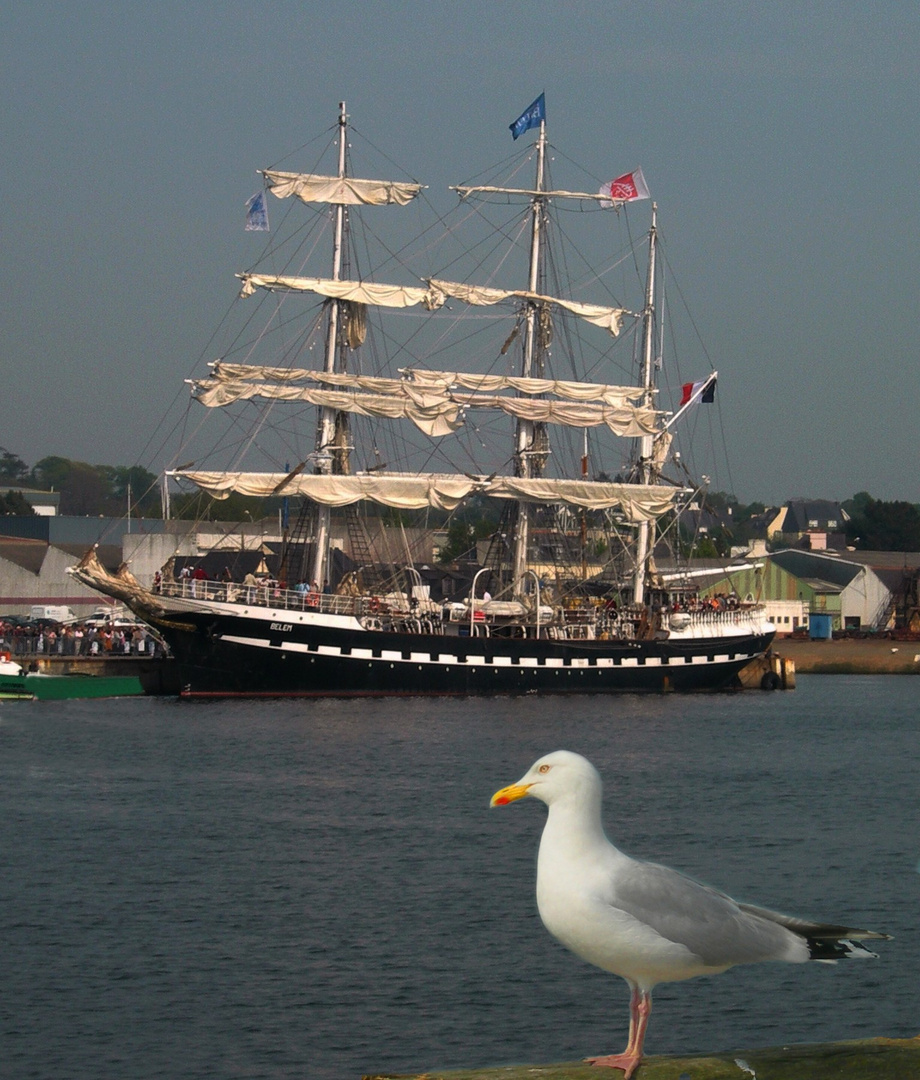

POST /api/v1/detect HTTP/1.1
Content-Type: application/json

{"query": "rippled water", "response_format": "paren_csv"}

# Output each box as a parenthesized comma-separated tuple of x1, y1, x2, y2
(1, 677, 916, 1079)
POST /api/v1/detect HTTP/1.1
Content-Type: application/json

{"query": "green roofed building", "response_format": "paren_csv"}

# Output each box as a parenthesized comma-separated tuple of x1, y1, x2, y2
(700, 549, 891, 636)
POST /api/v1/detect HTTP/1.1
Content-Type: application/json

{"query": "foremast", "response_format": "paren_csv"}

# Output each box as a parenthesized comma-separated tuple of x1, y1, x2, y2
(241, 101, 425, 591)
(311, 102, 349, 591)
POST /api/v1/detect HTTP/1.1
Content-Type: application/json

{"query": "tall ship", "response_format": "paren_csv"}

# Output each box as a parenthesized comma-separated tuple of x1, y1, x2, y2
(72, 98, 775, 697)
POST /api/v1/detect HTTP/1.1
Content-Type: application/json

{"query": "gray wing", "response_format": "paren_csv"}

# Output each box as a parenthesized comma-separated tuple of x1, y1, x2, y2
(611, 858, 801, 968)
(735, 901, 891, 959)
(736, 900, 890, 940)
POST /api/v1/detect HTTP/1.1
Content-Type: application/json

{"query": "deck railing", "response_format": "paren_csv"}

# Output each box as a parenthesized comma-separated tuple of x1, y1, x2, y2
(154, 580, 768, 637)
(160, 579, 378, 618)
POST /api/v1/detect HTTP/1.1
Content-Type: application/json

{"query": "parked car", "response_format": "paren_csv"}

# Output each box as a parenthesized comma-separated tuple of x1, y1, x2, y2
(0, 614, 32, 627)
(82, 608, 137, 629)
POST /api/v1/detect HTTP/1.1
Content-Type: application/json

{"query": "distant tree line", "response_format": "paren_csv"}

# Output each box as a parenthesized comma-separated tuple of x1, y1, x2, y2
(1, 448, 164, 517)
(682, 490, 920, 555)
(0, 446, 299, 522)
(4, 446, 920, 552)
(843, 492, 920, 552)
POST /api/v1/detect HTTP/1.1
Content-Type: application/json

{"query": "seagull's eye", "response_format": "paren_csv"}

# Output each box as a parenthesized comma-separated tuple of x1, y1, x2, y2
(538, 764, 551, 774)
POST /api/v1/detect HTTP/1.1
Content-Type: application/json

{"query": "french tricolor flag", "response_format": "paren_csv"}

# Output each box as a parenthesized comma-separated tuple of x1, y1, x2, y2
(680, 377, 717, 407)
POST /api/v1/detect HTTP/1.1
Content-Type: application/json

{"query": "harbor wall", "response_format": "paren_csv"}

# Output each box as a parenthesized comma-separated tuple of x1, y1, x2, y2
(776, 635, 920, 674)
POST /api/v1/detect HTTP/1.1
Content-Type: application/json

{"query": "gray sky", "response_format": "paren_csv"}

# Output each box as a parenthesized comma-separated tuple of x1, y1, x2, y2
(2, 1, 917, 506)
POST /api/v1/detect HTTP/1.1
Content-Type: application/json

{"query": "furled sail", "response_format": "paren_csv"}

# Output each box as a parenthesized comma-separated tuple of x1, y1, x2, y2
(210, 362, 650, 407)
(403, 369, 650, 407)
(453, 184, 613, 203)
(237, 275, 625, 334)
(191, 374, 659, 438)
(262, 169, 423, 207)
(238, 274, 434, 308)
(190, 381, 463, 437)
(171, 469, 681, 521)
(452, 393, 658, 436)
(485, 478, 677, 520)
(172, 471, 480, 511)
(428, 279, 627, 335)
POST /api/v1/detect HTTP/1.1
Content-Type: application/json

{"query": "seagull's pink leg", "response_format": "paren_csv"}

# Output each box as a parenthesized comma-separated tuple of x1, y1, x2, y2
(586, 986, 652, 1078)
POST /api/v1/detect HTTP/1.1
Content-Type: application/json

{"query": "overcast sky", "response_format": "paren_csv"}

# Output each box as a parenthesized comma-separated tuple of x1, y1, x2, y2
(2, 1, 917, 506)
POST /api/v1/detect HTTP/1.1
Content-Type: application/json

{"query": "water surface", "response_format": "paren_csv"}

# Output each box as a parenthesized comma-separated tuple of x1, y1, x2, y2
(1, 677, 916, 1079)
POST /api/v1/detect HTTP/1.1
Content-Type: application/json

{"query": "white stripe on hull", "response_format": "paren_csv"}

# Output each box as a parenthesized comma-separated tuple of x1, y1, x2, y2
(219, 634, 756, 669)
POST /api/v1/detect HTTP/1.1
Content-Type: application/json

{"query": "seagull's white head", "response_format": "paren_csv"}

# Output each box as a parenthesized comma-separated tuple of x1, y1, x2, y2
(490, 750, 602, 809)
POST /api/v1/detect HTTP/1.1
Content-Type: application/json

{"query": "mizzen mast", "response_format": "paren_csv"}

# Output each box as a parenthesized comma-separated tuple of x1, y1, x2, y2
(631, 203, 658, 605)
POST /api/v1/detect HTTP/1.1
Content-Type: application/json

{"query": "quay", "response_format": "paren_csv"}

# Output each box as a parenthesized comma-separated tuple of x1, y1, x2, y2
(363, 1036, 920, 1079)
(776, 635, 920, 674)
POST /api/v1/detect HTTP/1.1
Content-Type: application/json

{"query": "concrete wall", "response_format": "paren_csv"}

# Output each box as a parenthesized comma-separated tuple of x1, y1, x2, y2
(0, 546, 106, 616)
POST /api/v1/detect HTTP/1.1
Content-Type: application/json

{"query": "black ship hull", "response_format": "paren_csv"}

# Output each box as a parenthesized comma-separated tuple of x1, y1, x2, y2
(146, 607, 774, 698)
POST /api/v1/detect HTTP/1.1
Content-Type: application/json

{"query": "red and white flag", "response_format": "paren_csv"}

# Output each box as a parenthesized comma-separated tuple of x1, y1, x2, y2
(598, 168, 650, 207)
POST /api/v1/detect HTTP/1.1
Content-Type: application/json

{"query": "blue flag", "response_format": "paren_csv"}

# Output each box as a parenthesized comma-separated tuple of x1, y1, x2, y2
(509, 93, 545, 140)
(245, 190, 269, 231)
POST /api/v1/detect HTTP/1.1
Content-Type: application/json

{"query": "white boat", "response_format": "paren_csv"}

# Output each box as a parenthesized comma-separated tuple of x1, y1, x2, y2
(71, 99, 774, 697)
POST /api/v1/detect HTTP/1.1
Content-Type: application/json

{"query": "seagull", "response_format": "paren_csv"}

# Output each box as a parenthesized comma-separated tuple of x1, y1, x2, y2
(490, 750, 890, 1078)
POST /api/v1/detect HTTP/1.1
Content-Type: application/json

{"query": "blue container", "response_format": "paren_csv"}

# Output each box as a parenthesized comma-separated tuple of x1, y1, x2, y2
(809, 613, 833, 639)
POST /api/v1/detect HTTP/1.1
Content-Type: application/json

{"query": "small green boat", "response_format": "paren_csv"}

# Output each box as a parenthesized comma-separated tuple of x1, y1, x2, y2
(0, 659, 144, 700)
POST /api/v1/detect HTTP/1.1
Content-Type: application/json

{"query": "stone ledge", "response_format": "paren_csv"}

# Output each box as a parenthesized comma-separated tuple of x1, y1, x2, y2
(363, 1036, 920, 1079)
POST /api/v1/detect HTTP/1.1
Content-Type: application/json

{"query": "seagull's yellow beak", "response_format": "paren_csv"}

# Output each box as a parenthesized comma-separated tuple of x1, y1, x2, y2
(490, 782, 533, 807)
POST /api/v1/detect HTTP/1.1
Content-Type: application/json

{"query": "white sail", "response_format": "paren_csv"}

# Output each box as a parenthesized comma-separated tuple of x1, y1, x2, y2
(262, 169, 423, 206)
(486, 478, 678, 520)
(453, 184, 613, 202)
(428, 279, 627, 335)
(171, 469, 681, 520)
(407, 370, 649, 406)
(211, 364, 414, 393)
(190, 382, 463, 437)
(172, 470, 480, 510)
(210, 362, 649, 405)
(191, 377, 658, 437)
(238, 273, 434, 308)
(452, 393, 658, 436)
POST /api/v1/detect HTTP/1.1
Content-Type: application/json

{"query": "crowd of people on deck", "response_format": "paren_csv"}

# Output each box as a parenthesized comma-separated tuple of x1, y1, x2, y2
(669, 591, 742, 613)
(174, 564, 334, 606)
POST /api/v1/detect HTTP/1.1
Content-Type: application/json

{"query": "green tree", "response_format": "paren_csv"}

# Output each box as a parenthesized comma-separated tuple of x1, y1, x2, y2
(30, 456, 74, 492)
(438, 519, 478, 563)
(844, 494, 920, 551)
(0, 448, 29, 484)
(437, 515, 498, 564)
(0, 490, 35, 515)
(30, 456, 120, 516)
(169, 490, 280, 522)
(101, 465, 161, 516)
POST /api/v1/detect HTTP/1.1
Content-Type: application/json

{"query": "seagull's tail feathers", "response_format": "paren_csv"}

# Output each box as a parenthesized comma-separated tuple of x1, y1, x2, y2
(737, 902, 891, 962)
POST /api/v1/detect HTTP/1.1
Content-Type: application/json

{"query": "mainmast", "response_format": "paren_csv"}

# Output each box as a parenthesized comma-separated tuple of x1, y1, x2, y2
(511, 118, 548, 588)
(631, 203, 658, 605)
(310, 101, 348, 591)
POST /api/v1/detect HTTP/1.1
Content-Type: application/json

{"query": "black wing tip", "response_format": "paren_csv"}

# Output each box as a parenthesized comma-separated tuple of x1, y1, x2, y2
(807, 934, 890, 961)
